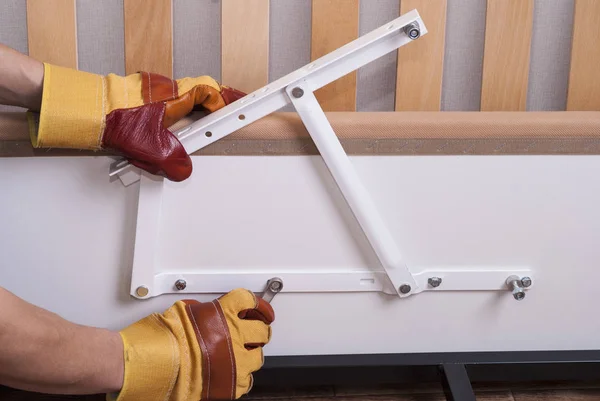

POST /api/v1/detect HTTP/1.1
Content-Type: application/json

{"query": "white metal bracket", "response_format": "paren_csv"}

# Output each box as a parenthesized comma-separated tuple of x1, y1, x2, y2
(120, 10, 534, 300)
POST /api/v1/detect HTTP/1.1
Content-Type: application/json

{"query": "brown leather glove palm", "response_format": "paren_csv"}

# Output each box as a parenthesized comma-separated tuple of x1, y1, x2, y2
(109, 289, 275, 401)
(28, 63, 245, 182)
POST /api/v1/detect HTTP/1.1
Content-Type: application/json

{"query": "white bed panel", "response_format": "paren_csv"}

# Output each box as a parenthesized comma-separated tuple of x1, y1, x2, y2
(1, 155, 599, 356)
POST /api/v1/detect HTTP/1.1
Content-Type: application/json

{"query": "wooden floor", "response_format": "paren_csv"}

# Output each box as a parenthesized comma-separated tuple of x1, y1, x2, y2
(3, 381, 600, 400)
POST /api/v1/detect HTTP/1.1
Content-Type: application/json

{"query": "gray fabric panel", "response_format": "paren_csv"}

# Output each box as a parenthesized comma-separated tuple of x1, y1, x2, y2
(0, 1, 28, 112)
(76, 0, 125, 75)
(527, 0, 575, 111)
(174, 0, 221, 80)
(0, 0, 28, 54)
(441, 0, 487, 111)
(269, 0, 312, 112)
(357, 0, 399, 112)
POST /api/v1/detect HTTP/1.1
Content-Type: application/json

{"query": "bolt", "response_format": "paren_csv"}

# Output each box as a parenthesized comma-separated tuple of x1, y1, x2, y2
(175, 279, 187, 291)
(513, 290, 525, 301)
(291, 87, 304, 98)
(135, 286, 149, 297)
(399, 284, 412, 294)
(403, 22, 421, 40)
(521, 277, 532, 288)
(268, 278, 283, 293)
(506, 275, 525, 301)
(428, 277, 442, 288)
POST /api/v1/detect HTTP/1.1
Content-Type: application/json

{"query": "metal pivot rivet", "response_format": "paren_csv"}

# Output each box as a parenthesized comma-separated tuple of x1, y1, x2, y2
(403, 22, 421, 40)
(135, 286, 149, 297)
(428, 277, 442, 288)
(399, 284, 412, 294)
(521, 277, 532, 288)
(506, 275, 525, 301)
(175, 279, 187, 291)
(291, 87, 304, 98)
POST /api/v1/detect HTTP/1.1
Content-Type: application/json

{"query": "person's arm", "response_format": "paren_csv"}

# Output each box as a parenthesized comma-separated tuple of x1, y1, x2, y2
(0, 287, 124, 395)
(0, 43, 44, 110)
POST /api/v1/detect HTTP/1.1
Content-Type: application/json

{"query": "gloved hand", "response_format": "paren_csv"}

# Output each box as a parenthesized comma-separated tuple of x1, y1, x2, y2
(109, 288, 275, 401)
(27, 63, 245, 182)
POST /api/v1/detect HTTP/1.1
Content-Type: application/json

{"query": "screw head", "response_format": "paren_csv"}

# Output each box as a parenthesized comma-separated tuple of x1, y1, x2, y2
(399, 284, 412, 294)
(291, 87, 304, 98)
(521, 277, 532, 288)
(513, 289, 526, 301)
(175, 279, 187, 291)
(268, 278, 283, 293)
(135, 286, 149, 297)
(428, 277, 442, 288)
(404, 22, 421, 40)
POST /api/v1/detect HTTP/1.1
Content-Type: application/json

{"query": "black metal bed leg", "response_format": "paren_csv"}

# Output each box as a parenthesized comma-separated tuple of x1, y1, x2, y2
(440, 363, 477, 401)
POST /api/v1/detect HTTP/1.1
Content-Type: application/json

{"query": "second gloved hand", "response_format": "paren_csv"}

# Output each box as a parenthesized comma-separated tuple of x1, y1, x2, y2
(28, 64, 245, 182)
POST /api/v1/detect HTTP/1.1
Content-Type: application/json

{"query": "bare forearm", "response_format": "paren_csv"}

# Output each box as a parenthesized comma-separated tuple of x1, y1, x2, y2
(0, 287, 124, 395)
(0, 43, 44, 110)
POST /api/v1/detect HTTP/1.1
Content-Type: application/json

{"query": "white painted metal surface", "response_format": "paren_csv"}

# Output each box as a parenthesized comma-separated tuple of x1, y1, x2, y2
(151, 268, 533, 297)
(128, 82, 533, 300)
(2, 155, 600, 356)
(110, 9, 428, 184)
(121, 11, 530, 299)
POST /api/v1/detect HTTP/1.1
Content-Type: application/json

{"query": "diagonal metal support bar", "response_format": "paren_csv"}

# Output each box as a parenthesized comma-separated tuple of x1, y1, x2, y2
(286, 83, 417, 297)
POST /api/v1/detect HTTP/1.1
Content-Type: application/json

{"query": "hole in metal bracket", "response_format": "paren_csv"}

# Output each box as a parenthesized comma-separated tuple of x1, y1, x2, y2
(239, 114, 246, 120)
(205, 131, 212, 138)
(360, 278, 375, 285)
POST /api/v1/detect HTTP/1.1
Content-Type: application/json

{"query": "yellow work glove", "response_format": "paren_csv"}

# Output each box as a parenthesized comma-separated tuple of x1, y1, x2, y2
(108, 289, 275, 401)
(28, 64, 245, 182)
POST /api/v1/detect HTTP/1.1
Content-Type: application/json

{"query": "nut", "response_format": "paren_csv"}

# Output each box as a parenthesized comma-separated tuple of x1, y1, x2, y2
(428, 277, 442, 288)
(269, 280, 282, 292)
(175, 279, 187, 291)
(399, 284, 411, 294)
(403, 22, 421, 40)
(512, 288, 526, 301)
(521, 277, 532, 288)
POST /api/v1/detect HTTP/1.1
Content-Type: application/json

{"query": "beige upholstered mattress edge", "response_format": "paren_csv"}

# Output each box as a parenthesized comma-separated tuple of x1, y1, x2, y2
(2, 111, 600, 157)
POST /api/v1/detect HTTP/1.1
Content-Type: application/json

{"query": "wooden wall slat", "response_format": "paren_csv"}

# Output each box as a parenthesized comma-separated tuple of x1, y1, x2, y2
(124, 0, 173, 77)
(26, 0, 78, 68)
(396, 0, 447, 111)
(480, 0, 534, 111)
(567, 0, 600, 111)
(222, 0, 270, 94)
(311, 0, 359, 111)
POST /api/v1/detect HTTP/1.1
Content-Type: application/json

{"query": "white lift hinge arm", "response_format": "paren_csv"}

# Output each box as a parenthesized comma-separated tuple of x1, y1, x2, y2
(110, 10, 428, 185)
(122, 9, 535, 301)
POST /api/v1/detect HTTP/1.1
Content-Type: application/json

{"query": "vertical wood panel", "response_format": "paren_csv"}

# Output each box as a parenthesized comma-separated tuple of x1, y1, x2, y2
(124, 0, 173, 77)
(311, 0, 359, 111)
(222, 0, 270, 94)
(26, 0, 78, 68)
(396, 0, 447, 111)
(567, 0, 600, 111)
(480, 0, 534, 111)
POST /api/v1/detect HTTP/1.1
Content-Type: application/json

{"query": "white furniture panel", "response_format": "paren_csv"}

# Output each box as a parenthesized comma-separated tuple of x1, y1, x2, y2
(1, 155, 599, 356)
